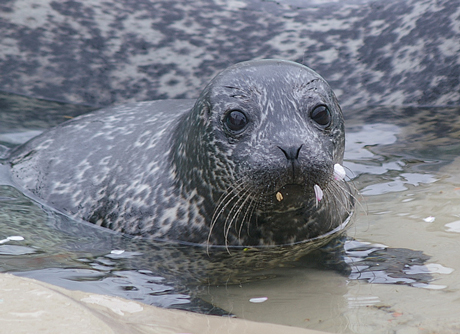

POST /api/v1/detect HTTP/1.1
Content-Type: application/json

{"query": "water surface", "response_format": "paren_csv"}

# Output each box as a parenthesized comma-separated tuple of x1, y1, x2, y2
(1, 94, 460, 332)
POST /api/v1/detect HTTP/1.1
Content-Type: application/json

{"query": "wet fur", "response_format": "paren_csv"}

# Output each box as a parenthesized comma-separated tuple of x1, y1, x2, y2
(9, 60, 354, 246)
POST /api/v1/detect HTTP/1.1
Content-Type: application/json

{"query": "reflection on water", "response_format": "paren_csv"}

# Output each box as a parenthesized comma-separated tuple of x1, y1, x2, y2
(1, 95, 460, 332)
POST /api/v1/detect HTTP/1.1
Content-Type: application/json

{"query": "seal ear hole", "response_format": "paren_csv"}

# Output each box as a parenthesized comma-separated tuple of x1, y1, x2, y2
(310, 105, 331, 128)
(224, 110, 249, 134)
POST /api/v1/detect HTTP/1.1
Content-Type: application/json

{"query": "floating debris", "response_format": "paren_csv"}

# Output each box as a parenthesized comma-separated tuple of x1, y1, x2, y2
(333, 163, 346, 181)
(314, 184, 323, 207)
(249, 297, 268, 303)
(423, 216, 435, 223)
(0, 236, 24, 244)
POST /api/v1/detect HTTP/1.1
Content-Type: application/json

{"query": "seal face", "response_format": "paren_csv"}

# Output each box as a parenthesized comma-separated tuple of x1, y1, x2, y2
(9, 59, 354, 246)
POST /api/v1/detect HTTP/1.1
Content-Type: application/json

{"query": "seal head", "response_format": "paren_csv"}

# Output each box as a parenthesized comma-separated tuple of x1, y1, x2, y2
(172, 60, 351, 245)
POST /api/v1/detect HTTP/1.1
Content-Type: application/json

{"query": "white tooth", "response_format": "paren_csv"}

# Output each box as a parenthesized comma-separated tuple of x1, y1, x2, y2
(314, 184, 323, 207)
(334, 163, 346, 181)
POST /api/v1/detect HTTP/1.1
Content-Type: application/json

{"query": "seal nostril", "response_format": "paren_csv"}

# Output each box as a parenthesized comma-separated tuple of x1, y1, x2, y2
(278, 145, 303, 161)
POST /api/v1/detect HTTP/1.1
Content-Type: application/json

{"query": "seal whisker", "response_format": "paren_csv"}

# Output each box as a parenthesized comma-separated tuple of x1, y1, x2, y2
(315, 184, 351, 232)
(337, 171, 367, 216)
(324, 181, 349, 209)
(323, 181, 355, 224)
(210, 182, 243, 226)
(236, 183, 262, 242)
(223, 183, 256, 251)
(327, 178, 360, 214)
(238, 191, 258, 240)
(207, 180, 248, 249)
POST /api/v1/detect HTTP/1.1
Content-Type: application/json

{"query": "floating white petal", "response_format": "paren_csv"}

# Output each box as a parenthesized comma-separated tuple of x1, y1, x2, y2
(314, 184, 323, 207)
(333, 163, 346, 181)
(423, 216, 435, 223)
(249, 297, 268, 303)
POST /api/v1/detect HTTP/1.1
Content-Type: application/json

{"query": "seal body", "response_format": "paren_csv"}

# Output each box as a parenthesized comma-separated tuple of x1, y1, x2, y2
(9, 60, 354, 246)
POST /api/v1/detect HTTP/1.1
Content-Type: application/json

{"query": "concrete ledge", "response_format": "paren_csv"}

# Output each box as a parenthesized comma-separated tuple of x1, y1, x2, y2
(0, 273, 329, 334)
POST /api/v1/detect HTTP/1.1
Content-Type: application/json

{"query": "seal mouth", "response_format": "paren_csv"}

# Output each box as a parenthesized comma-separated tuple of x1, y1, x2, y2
(272, 184, 308, 211)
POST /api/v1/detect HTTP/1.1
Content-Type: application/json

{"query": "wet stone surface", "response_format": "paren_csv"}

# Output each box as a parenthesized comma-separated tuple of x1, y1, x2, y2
(1, 0, 459, 108)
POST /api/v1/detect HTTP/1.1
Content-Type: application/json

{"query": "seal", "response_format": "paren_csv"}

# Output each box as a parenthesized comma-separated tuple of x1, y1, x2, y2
(8, 59, 354, 246)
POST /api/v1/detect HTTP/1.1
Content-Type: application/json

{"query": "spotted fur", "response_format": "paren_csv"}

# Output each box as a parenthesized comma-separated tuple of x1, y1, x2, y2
(8, 60, 354, 246)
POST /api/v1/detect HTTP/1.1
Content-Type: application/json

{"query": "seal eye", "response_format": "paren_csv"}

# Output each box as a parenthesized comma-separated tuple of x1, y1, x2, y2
(310, 105, 331, 127)
(224, 110, 248, 133)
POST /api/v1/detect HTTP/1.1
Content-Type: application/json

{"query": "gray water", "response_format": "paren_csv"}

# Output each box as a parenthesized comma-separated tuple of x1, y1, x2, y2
(1, 93, 460, 332)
